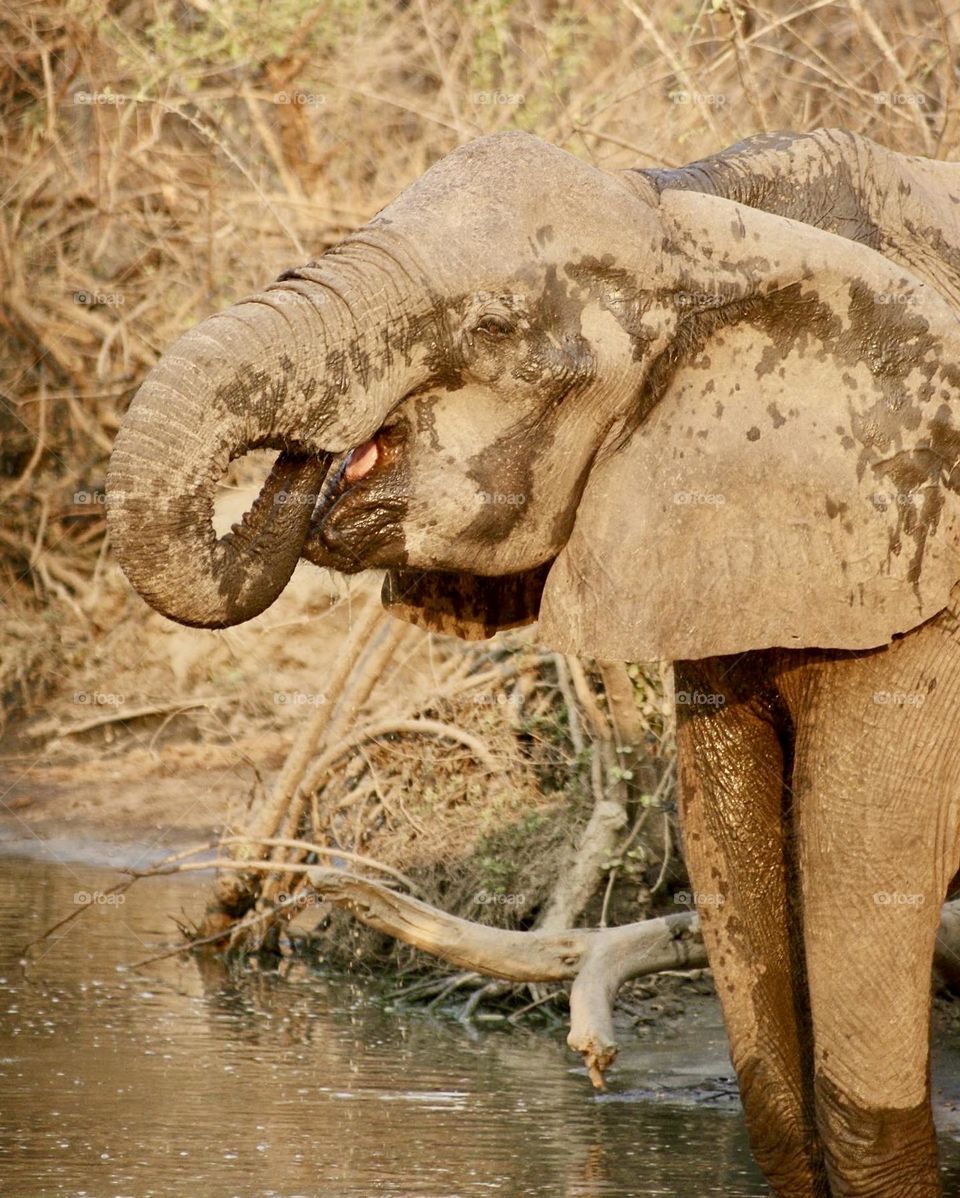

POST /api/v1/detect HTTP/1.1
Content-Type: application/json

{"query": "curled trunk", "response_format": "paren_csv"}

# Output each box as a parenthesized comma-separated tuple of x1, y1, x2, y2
(107, 263, 415, 627)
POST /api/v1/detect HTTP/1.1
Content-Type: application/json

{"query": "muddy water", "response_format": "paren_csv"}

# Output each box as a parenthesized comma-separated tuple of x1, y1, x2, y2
(0, 855, 956, 1198)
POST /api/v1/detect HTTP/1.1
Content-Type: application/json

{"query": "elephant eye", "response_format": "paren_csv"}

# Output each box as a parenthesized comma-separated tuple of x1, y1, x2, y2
(474, 313, 515, 338)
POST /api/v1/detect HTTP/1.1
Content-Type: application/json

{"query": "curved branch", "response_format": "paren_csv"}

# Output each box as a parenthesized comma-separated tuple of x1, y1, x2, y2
(300, 716, 502, 797)
(217, 835, 423, 895)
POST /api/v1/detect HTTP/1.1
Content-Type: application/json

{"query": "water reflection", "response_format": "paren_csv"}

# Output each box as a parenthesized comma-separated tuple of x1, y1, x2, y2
(0, 855, 953, 1197)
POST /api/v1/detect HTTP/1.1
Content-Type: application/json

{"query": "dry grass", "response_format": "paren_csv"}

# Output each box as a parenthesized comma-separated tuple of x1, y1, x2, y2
(3, 0, 957, 641)
(1, 0, 958, 960)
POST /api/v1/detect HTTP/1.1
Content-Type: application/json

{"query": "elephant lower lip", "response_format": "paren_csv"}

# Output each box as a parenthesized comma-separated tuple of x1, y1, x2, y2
(302, 495, 406, 571)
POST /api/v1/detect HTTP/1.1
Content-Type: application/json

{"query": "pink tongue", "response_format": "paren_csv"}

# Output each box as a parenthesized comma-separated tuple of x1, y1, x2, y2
(344, 439, 379, 483)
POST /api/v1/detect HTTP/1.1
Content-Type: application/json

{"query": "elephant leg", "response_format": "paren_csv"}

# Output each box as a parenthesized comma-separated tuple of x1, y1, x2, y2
(787, 629, 960, 1198)
(675, 658, 829, 1198)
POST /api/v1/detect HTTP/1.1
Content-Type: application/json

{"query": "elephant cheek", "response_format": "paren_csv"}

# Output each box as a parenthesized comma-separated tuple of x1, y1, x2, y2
(452, 449, 533, 550)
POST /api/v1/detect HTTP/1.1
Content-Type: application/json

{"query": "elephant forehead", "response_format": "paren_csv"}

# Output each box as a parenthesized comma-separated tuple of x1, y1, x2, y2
(380, 130, 595, 216)
(369, 143, 657, 289)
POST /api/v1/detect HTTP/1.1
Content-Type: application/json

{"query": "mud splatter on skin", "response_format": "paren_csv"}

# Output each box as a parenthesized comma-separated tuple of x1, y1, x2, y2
(637, 129, 884, 250)
(324, 347, 351, 397)
(824, 497, 850, 521)
(594, 282, 840, 450)
(463, 433, 537, 543)
(589, 266, 960, 589)
(453, 264, 596, 546)
(873, 440, 957, 585)
(414, 395, 441, 452)
(625, 126, 960, 590)
(412, 296, 466, 392)
(564, 254, 660, 364)
(902, 216, 960, 287)
(277, 255, 458, 396)
(767, 402, 787, 428)
(839, 282, 960, 588)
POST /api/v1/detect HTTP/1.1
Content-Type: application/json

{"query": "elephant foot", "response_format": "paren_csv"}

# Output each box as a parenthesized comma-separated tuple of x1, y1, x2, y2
(816, 1076, 942, 1198)
(739, 1063, 830, 1198)
(751, 1151, 831, 1198)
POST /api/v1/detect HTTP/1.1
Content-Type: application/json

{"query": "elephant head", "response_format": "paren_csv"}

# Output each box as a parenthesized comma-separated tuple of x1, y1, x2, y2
(108, 129, 960, 658)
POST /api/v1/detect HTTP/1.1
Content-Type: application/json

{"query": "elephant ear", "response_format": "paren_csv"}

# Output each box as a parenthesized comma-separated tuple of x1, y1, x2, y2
(538, 190, 960, 662)
(382, 563, 550, 640)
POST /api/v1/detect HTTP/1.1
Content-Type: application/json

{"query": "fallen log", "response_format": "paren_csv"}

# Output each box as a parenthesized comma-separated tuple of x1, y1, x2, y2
(305, 866, 707, 1087)
(303, 870, 960, 1088)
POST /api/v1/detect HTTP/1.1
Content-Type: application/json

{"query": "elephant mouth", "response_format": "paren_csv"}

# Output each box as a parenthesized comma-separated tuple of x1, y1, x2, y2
(343, 437, 381, 483)
(302, 422, 408, 571)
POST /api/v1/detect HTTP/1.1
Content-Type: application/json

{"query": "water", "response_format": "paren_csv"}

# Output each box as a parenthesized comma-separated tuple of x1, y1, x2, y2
(0, 853, 951, 1198)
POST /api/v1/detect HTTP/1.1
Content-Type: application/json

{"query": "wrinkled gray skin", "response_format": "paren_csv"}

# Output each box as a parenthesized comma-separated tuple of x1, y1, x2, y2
(108, 128, 960, 1197)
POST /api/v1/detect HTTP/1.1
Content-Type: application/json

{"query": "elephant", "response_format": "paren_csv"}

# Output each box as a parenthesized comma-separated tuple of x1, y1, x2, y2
(106, 127, 960, 1197)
